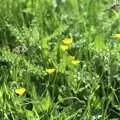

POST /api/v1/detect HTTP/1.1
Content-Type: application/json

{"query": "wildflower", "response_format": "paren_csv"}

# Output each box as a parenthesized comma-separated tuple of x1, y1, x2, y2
(15, 88, 26, 96)
(68, 55, 80, 65)
(62, 37, 73, 45)
(60, 45, 69, 51)
(70, 60, 80, 65)
(68, 56, 75, 61)
(46, 68, 56, 74)
(112, 34, 120, 39)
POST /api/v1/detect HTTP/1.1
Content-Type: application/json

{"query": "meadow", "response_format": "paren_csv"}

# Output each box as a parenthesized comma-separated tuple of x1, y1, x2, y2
(0, 0, 120, 119)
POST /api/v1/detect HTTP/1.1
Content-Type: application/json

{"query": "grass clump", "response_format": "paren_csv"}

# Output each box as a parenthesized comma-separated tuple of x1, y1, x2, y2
(0, 0, 120, 119)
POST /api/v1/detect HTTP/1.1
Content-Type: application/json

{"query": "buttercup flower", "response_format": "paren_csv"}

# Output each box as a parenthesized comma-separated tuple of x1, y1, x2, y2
(70, 60, 80, 65)
(68, 55, 80, 65)
(46, 68, 56, 74)
(60, 45, 69, 51)
(62, 37, 73, 45)
(112, 34, 120, 39)
(15, 88, 26, 95)
(68, 56, 75, 61)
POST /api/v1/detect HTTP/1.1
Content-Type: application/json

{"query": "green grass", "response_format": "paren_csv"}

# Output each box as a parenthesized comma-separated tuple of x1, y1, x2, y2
(0, 0, 120, 119)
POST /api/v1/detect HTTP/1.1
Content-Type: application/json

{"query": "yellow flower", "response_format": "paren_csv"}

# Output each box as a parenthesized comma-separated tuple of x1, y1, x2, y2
(62, 38, 73, 45)
(60, 45, 69, 51)
(15, 88, 26, 96)
(70, 60, 80, 65)
(68, 56, 75, 61)
(112, 34, 120, 39)
(46, 68, 56, 74)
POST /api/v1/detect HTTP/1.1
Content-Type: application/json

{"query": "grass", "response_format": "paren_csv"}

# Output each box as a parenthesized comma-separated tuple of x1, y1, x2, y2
(0, 0, 120, 119)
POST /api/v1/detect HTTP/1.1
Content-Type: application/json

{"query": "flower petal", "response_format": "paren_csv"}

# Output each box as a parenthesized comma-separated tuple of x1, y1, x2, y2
(15, 88, 26, 95)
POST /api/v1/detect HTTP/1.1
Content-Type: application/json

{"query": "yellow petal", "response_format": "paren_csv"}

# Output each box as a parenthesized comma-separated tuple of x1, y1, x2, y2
(112, 34, 120, 39)
(71, 60, 80, 65)
(68, 56, 75, 61)
(15, 88, 26, 95)
(46, 68, 56, 74)
(60, 45, 69, 51)
(62, 38, 73, 45)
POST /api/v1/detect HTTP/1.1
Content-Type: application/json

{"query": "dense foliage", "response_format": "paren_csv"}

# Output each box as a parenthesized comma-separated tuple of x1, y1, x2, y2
(0, 0, 120, 119)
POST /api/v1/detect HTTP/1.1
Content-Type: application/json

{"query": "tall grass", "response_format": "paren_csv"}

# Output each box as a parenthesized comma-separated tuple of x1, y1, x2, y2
(0, 0, 120, 119)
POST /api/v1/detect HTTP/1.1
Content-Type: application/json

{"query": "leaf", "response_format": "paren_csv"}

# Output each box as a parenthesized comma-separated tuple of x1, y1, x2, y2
(94, 34, 105, 51)
(41, 91, 52, 112)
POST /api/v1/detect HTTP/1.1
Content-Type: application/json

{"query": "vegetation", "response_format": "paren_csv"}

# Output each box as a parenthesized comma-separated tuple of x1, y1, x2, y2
(0, 0, 120, 119)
